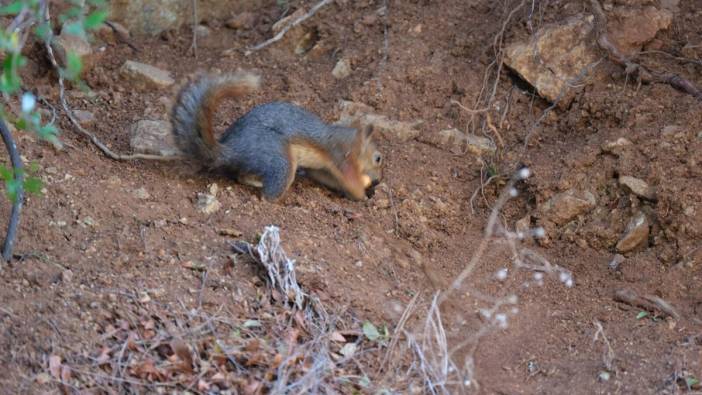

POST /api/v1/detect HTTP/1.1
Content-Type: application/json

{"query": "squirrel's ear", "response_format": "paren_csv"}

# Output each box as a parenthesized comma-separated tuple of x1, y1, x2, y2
(362, 123, 375, 140)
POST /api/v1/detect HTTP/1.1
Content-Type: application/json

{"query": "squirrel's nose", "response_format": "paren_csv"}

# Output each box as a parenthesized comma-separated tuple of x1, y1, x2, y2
(365, 180, 380, 198)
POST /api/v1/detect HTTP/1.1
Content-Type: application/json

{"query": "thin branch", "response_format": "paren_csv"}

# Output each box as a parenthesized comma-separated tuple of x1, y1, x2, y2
(245, 0, 333, 56)
(0, 116, 23, 262)
(43, 4, 181, 162)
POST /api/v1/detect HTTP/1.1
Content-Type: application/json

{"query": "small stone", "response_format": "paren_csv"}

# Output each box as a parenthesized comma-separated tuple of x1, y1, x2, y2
(332, 58, 352, 79)
(515, 215, 531, 238)
(608, 254, 625, 270)
(82, 216, 96, 227)
(153, 219, 167, 228)
(130, 120, 180, 157)
(62, 269, 73, 283)
(52, 31, 94, 75)
(540, 189, 596, 225)
(336, 100, 423, 142)
(120, 60, 174, 90)
(438, 128, 497, 156)
(616, 212, 650, 253)
(73, 110, 96, 127)
(207, 183, 219, 197)
(195, 25, 210, 38)
(226, 12, 256, 30)
(134, 187, 150, 200)
(619, 176, 656, 201)
(196, 193, 221, 214)
(218, 228, 242, 237)
(601, 137, 633, 155)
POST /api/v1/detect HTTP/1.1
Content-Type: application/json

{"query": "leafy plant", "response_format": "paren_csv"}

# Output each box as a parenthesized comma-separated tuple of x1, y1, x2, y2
(0, 0, 108, 200)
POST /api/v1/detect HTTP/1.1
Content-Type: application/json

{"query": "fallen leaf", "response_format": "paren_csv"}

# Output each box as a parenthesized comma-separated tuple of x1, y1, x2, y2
(363, 321, 381, 341)
(339, 343, 357, 358)
(330, 331, 346, 343)
(49, 355, 62, 379)
(96, 347, 111, 365)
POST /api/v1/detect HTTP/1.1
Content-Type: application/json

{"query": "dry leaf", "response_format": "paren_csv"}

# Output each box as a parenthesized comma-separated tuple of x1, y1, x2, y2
(49, 355, 62, 379)
(330, 331, 346, 342)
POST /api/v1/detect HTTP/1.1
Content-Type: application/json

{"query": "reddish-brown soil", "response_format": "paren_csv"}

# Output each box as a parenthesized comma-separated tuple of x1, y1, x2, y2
(1, 0, 702, 393)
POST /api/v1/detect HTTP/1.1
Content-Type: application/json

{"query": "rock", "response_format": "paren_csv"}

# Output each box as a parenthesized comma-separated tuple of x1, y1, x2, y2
(226, 12, 256, 30)
(218, 228, 242, 237)
(504, 15, 599, 106)
(618, 175, 656, 201)
(438, 128, 496, 156)
(51, 31, 94, 74)
(196, 193, 221, 214)
(120, 60, 174, 90)
(607, 6, 672, 56)
(608, 253, 625, 270)
(110, 0, 259, 36)
(616, 212, 649, 253)
(195, 25, 210, 38)
(540, 189, 596, 225)
(337, 100, 423, 142)
(332, 58, 352, 79)
(134, 187, 150, 200)
(269, 8, 317, 55)
(73, 110, 96, 127)
(130, 120, 180, 157)
(601, 137, 633, 155)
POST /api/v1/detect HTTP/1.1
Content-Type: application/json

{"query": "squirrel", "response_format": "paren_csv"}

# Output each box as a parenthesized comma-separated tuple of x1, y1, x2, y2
(170, 71, 383, 202)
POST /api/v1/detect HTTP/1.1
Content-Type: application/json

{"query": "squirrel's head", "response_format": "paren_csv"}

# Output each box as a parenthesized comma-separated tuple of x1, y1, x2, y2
(352, 123, 383, 199)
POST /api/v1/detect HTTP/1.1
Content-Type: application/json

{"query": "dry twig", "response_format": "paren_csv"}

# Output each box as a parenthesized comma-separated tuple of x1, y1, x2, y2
(245, 0, 333, 55)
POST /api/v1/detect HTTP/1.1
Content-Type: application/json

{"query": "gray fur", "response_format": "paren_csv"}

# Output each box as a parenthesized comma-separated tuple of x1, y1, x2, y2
(171, 74, 359, 200)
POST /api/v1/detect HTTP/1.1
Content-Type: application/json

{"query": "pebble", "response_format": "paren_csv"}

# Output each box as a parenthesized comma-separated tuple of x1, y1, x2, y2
(619, 176, 656, 201)
(120, 60, 174, 90)
(134, 187, 150, 200)
(332, 58, 352, 79)
(616, 212, 649, 253)
(540, 189, 596, 225)
(196, 193, 221, 214)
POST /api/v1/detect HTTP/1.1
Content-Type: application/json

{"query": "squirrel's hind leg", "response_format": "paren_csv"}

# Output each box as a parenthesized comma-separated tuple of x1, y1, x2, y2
(260, 155, 297, 202)
(237, 173, 264, 188)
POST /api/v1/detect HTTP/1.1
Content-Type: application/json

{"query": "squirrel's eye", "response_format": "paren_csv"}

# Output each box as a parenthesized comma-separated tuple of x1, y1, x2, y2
(373, 152, 382, 165)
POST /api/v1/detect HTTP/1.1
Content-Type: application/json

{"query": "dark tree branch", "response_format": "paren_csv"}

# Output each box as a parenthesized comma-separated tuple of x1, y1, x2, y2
(0, 117, 24, 262)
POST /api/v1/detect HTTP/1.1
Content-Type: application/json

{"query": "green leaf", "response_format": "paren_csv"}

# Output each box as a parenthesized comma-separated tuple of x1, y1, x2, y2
(62, 21, 84, 37)
(636, 311, 649, 320)
(0, 165, 12, 181)
(64, 52, 83, 81)
(34, 22, 52, 41)
(84, 9, 109, 30)
(362, 321, 381, 341)
(242, 320, 261, 328)
(0, 1, 23, 16)
(4, 177, 20, 202)
(24, 177, 42, 194)
(686, 377, 700, 387)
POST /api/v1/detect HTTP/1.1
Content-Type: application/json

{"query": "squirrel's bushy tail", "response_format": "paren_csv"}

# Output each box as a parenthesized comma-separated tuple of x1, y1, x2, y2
(171, 72, 260, 163)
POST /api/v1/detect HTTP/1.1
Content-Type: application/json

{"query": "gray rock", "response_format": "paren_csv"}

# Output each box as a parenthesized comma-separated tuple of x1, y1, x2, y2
(52, 32, 94, 74)
(540, 189, 596, 225)
(608, 254, 625, 270)
(110, 0, 259, 36)
(619, 175, 656, 201)
(601, 137, 633, 156)
(196, 193, 221, 214)
(134, 187, 150, 200)
(73, 110, 96, 127)
(120, 60, 174, 90)
(616, 212, 649, 253)
(226, 12, 256, 30)
(504, 15, 599, 106)
(438, 128, 496, 156)
(130, 120, 180, 157)
(337, 100, 423, 142)
(332, 58, 352, 79)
